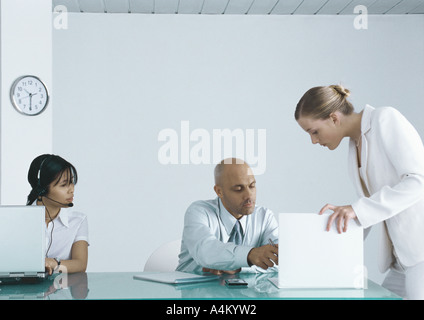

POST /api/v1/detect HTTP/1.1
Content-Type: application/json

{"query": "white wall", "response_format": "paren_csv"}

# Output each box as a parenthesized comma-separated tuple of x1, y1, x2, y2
(53, 13, 424, 284)
(0, 0, 52, 205)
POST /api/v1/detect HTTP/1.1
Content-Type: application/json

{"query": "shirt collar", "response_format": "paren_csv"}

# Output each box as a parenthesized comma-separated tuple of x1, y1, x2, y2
(32, 201, 70, 228)
(217, 197, 247, 236)
(361, 104, 375, 135)
(57, 209, 70, 228)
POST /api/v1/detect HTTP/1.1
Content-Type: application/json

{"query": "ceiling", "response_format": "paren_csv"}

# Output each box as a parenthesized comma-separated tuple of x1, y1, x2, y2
(53, 0, 424, 15)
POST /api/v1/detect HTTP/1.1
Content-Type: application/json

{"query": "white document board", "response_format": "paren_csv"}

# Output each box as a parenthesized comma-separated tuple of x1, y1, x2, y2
(274, 213, 364, 289)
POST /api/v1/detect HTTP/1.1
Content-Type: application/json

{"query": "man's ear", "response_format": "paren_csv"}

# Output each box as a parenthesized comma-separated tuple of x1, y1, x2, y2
(214, 185, 223, 198)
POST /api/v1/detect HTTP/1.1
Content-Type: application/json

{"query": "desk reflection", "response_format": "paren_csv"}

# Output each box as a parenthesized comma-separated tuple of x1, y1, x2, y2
(0, 273, 89, 300)
(177, 272, 280, 299)
(0, 271, 400, 300)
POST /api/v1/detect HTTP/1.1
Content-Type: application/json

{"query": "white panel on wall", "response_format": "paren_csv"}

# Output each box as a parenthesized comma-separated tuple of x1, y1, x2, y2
(0, 0, 52, 205)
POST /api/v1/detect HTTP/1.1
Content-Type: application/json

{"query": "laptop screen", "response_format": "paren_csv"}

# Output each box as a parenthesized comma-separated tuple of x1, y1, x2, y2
(0, 206, 45, 274)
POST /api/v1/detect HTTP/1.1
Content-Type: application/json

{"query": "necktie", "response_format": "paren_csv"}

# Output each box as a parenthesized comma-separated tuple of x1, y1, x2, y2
(229, 220, 242, 245)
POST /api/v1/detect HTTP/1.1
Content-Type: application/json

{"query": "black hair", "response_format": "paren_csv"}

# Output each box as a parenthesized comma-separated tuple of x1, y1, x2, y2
(26, 154, 78, 205)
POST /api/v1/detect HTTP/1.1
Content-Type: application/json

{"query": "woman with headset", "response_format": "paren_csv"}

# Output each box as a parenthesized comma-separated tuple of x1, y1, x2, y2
(294, 85, 424, 299)
(27, 154, 89, 275)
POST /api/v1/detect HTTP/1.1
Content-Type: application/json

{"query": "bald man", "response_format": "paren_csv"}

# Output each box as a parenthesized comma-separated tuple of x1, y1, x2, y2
(176, 158, 278, 274)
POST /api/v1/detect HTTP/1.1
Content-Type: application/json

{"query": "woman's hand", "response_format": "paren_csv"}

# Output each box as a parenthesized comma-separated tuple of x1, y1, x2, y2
(319, 204, 357, 234)
(45, 258, 58, 275)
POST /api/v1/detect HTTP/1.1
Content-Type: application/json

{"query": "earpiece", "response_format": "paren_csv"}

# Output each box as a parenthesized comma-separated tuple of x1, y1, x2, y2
(36, 156, 50, 197)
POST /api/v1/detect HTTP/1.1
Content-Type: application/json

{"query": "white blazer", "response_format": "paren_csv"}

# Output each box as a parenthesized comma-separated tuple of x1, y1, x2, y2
(349, 105, 424, 272)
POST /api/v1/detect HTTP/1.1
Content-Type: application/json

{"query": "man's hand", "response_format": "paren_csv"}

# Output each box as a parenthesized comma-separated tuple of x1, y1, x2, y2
(202, 267, 241, 275)
(247, 244, 278, 270)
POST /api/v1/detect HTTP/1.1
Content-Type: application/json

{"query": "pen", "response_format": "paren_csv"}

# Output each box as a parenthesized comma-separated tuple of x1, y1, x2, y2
(268, 238, 276, 247)
(268, 239, 278, 259)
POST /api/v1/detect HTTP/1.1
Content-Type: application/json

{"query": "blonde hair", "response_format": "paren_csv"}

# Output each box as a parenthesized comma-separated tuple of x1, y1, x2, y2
(294, 85, 354, 120)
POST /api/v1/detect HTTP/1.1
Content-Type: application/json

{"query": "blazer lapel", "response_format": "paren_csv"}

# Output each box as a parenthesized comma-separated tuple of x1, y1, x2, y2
(348, 105, 374, 197)
(359, 105, 374, 193)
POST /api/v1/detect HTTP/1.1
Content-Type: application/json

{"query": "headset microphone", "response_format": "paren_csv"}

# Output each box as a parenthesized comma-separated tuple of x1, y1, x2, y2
(43, 195, 74, 207)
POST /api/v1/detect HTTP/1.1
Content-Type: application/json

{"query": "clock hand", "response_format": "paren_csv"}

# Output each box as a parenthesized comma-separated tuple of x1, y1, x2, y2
(23, 88, 38, 99)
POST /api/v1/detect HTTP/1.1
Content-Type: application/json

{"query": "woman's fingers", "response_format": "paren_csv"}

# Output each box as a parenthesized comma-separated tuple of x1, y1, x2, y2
(319, 203, 335, 215)
(327, 211, 338, 232)
(337, 212, 345, 234)
(320, 204, 356, 233)
(342, 214, 350, 233)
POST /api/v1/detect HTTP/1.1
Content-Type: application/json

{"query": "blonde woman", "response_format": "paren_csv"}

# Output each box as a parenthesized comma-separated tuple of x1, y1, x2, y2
(294, 85, 424, 299)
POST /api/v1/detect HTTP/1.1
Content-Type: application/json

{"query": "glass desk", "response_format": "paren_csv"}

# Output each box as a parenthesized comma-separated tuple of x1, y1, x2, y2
(0, 272, 400, 300)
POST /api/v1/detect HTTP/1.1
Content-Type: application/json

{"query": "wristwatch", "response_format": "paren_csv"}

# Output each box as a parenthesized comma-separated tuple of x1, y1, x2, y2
(54, 257, 61, 268)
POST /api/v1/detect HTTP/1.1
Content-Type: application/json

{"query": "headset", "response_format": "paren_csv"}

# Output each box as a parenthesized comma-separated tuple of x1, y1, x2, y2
(36, 156, 49, 198)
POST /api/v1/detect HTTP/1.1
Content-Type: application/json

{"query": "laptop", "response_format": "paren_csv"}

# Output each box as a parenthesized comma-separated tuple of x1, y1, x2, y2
(0, 205, 47, 284)
(269, 213, 364, 289)
(134, 271, 219, 284)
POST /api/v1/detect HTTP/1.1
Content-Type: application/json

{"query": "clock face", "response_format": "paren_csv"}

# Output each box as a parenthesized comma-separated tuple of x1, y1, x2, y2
(10, 75, 49, 116)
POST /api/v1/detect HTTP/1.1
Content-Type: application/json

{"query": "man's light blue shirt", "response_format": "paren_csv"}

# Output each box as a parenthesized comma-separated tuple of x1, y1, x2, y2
(176, 197, 278, 273)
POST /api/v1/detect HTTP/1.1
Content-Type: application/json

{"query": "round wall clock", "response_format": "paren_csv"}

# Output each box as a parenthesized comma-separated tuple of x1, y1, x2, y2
(10, 75, 49, 116)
